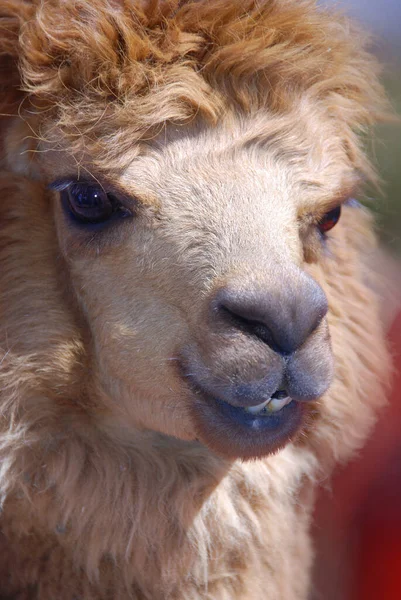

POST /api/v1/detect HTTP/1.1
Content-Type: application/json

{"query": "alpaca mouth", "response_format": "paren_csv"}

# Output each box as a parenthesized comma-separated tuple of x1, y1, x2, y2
(187, 380, 305, 460)
(243, 389, 293, 414)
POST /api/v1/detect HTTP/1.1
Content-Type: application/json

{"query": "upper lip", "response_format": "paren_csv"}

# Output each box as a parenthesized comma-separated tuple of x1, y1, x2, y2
(183, 366, 286, 409)
(185, 370, 292, 412)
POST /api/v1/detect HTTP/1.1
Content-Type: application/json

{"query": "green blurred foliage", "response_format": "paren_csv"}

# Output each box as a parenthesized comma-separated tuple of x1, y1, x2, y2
(369, 65, 401, 256)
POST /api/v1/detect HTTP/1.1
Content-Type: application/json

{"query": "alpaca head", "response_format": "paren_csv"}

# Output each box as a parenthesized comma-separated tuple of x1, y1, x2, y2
(0, 0, 389, 461)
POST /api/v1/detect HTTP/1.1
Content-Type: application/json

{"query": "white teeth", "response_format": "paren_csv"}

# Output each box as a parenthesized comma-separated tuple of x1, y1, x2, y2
(244, 396, 292, 415)
(267, 396, 292, 413)
(245, 399, 271, 414)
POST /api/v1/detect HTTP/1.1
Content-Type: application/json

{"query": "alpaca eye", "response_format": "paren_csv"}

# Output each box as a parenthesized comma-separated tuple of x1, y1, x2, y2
(318, 205, 341, 234)
(64, 183, 115, 224)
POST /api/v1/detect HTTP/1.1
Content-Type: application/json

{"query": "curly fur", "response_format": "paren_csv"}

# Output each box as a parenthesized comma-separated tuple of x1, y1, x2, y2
(0, 1, 391, 599)
(1, 0, 387, 176)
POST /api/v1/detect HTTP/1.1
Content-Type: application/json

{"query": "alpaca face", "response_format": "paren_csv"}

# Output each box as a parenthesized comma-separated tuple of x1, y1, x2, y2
(43, 115, 356, 460)
(1, 0, 386, 462)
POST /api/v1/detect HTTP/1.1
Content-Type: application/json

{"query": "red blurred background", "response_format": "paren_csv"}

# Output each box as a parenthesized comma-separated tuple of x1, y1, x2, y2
(313, 306, 401, 599)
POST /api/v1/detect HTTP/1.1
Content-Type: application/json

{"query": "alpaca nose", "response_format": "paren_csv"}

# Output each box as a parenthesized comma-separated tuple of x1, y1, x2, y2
(214, 273, 328, 355)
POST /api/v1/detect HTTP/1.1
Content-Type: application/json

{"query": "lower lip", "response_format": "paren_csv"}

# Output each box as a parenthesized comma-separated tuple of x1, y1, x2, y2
(190, 393, 305, 460)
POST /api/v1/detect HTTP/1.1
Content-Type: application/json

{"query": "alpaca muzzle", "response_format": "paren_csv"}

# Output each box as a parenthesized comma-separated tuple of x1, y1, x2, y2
(182, 268, 333, 459)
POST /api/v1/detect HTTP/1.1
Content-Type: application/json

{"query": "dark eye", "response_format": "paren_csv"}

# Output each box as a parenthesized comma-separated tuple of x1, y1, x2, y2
(318, 205, 341, 234)
(63, 182, 123, 224)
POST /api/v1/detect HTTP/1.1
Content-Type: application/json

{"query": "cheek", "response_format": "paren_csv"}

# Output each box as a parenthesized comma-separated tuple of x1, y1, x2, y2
(69, 261, 197, 438)
(80, 277, 185, 374)
(91, 304, 182, 379)
(94, 325, 196, 441)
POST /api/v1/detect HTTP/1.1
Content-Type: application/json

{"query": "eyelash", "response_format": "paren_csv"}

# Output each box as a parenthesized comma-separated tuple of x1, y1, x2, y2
(52, 180, 133, 228)
(317, 205, 342, 235)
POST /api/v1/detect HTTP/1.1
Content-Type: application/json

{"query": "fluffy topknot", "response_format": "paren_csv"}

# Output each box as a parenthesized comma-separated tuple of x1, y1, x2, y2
(0, 0, 388, 173)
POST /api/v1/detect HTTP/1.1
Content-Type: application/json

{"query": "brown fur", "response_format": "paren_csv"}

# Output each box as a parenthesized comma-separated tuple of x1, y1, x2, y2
(0, 1, 391, 598)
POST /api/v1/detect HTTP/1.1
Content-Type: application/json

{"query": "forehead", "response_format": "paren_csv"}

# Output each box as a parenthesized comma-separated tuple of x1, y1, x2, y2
(117, 111, 357, 211)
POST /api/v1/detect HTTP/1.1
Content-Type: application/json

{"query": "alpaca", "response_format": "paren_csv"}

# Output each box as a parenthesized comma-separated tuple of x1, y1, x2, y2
(0, 1, 391, 598)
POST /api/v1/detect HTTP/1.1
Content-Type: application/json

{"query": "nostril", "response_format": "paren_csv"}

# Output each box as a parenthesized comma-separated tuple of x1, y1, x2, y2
(216, 299, 289, 355)
(250, 322, 290, 356)
(212, 278, 328, 355)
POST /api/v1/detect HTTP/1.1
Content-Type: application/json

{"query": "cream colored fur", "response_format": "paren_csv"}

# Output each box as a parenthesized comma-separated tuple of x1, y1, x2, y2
(0, 1, 391, 598)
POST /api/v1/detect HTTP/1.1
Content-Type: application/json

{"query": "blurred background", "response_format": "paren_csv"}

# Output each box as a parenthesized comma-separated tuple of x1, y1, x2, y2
(325, 0, 401, 256)
(313, 1, 401, 599)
